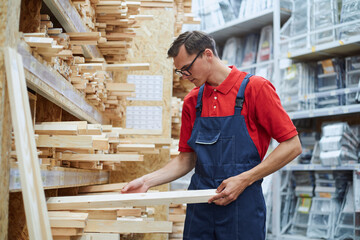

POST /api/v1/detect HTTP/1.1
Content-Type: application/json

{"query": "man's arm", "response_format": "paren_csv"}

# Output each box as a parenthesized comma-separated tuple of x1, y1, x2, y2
(121, 151, 196, 193)
(208, 135, 302, 205)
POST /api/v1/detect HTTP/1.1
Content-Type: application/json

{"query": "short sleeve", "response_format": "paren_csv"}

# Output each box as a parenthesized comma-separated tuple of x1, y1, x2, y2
(254, 80, 298, 143)
(178, 95, 196, 152)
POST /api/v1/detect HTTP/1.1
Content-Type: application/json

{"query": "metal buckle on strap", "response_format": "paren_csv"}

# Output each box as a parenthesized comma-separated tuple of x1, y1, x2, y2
(235, 98, 244, 108)
(196, 103, 202, 112)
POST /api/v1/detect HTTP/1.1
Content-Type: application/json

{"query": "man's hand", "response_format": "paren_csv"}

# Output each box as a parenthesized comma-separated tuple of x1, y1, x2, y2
(121, 177, 149, 194)
(208, 173, 251, 206)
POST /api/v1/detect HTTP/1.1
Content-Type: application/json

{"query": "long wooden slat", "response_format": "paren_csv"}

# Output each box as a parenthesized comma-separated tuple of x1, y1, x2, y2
(34, 124, 78, 135)
(84, 220, 172, 233)
(119, 138, 172, 145)
(78, 233, 120, 240)
(4, 47, 52, 239)
(105, 83, 135, 92)
(111, 127, 162, 135)
(36, 135, 93, 149)
(60, 153, 143, 162)
(105, 63, 150, 71)
(78, 183, 127, 193)
(47, 190, 217, 210)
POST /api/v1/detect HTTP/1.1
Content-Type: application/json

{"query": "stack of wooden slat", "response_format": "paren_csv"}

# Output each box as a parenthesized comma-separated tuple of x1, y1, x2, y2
(73, 0, 97, 31)
(174, 0, 200, 36)
(49, 211, 89, 240)
(169, 203, 186, 240)
(9, 121, 172, 171)
(171, 97, 183, 139)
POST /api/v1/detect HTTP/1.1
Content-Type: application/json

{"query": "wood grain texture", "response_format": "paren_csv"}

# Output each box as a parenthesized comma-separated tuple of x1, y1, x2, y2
(19, 0, 42, 33)
(0, 1, 21, 239)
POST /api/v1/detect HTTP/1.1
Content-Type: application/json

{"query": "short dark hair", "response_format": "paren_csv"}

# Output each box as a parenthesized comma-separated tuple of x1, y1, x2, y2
(167, 31, 218, 58)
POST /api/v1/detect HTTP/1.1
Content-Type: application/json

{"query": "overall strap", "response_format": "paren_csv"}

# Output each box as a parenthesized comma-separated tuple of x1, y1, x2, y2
(235, 73, 253, 115)
(195, 84, 205, 118)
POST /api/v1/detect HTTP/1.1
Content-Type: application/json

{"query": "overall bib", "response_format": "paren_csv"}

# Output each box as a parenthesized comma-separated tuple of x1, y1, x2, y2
(183, 74, 266, 240)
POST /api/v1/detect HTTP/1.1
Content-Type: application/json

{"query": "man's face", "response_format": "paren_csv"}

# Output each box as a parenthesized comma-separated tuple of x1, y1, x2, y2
(173, 45, 208, 87)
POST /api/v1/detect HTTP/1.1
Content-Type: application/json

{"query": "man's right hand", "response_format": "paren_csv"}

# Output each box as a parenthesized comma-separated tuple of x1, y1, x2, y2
(121, 177, 149, 193)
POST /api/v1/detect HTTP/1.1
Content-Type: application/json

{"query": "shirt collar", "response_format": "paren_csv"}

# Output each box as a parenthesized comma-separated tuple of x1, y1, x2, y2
(204, 66, 241, 97)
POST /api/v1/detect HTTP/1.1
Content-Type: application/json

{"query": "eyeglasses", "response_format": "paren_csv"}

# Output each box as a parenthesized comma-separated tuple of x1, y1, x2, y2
(175, 50, 204, 77)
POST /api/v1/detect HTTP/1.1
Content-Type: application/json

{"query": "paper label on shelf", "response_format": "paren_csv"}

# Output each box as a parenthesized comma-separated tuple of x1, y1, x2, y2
(319, 192, 332, 198)
(127, 75, 163, 101)
(339, 40, 344, 45)
(126, 106, 162, 130)
(311, 46, 316, 52)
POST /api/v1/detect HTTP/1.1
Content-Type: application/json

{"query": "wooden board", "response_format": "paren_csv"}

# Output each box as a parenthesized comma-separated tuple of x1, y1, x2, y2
(4, 47, 52, 239)
(105, 63, 150, 71)
(34, 124, 79, 135)
(84, 219, 172, 233)
(78, 183, 127, 193)
(37, 135, 93, 149)
(47, 189, 216, 210)
(61, 153, 144, 162)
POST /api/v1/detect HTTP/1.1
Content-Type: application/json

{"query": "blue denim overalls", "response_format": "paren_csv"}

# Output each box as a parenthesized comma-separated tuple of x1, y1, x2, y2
(183, 74, 266, 240)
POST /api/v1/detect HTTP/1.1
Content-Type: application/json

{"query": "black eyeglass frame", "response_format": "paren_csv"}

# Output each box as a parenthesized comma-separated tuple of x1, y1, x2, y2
(175, 50, 205, 77)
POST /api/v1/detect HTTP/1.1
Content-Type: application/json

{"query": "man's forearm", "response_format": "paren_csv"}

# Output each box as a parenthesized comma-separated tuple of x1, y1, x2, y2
(244, 135, 302, 186)
(141, 152, 196, 189)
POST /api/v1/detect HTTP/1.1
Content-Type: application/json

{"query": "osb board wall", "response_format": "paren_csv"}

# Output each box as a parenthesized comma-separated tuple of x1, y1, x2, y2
(0, 1, 21, 239)
(8, 188, 78, 240)
(110, 8, 174, 240)
(19, 0, 42, 33)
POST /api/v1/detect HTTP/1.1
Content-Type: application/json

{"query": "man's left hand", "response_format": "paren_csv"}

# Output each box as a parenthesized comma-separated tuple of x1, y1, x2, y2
(207, 173, 251, 206)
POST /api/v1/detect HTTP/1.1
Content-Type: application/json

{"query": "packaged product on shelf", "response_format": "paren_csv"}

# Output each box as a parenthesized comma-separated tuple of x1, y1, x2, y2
(306, 197, 341, 239)
(289, 197, 312, 236)
(240, 33, 259, 67)
(228, 0, 242, 18)
(218, 0, 236, 23)
(345, 55, 360, 105)
(221, 37, 244, 67)
(334, 184, 356, 239)
(319, 135, 358, 153)
(256, 25, 273, 63)
(339, 0, 360, 39)
(289, 0, 309, 50)
(310, 0, 338, 45)
(319, 148, 358, 166)
(197, 0, 225, 30)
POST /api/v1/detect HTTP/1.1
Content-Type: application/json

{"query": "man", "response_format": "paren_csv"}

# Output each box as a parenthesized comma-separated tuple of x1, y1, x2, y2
(121, 31, 302, 240)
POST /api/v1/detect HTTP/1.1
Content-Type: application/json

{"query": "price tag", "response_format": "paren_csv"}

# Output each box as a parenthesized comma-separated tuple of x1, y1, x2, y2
(311, 46, 316, 52)
(344, 89, 350, 94)
(330, 91, 336, 96)
(339, 40, 344, 45)
(287, 52, 292, 58)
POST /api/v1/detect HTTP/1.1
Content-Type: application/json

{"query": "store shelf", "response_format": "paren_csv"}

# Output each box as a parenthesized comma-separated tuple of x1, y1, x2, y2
(277, 234, 323, 240)
(282, 87, 360, 106)
(207, 8, 290, 43)
(238, 59, 274, 71)
(282, 164, 360, 172)
(18, 42, 107, 124)
(285, 35, 360, 62)
(43, 0, 102, 59)
(9, 164, 109, 192)
(288, 104, 360, 120)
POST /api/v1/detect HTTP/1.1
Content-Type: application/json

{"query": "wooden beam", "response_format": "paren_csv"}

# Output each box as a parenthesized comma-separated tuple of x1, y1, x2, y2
(105, 63, 150, 71)
(60, 153, 144, 162)
(84, 219, 172, 233)
(51, 227, 83, 236)
(0, 1, 20, 239)
(37, 135, 93, 149)
(78, 183, 127, 193)
(106, 83, 135, 92)
(117, 143, 155, 152)
(77, 233, 120, 240)
(117, 208, 142, 217)
(47, 189, 217, 210)
(4, 47, 52, 239)
(119, 138, 172, 145)
(34, 124, 79, 135)
(37, 121, 87, 135)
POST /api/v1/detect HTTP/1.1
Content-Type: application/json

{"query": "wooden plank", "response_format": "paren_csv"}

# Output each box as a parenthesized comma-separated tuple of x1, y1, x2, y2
(50, 218, 86, 228)
(4, 47, 52, 239)
(105, 63, 150, 71)
(37, 121, 87, 135)
(84, 219, 172, 233)
(117, 208, 142, 217)
(37, 135, 93, 149)
(72, 210, 118, 220)
(34, 124, 79, 135)
(106, 83, 135, 92)
(140, 2, 173, 8)
(51, 227, 83, 236)
(47, 190, 217, 210)
(119, 138, 172, 145)
(117, 143, 155, 152)
(168, 214, 186, 223)
(18, 43, 105, 124)
(42, 0, 102, 59)
(61, 153, 144, 162)
(78, 183, 128, 193)
(24, 37, 53, 47)
(77, 233, 120, 240)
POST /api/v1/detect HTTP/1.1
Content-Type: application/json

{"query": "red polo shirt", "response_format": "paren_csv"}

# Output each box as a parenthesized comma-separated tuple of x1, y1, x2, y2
(179, 66, 298, 161)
